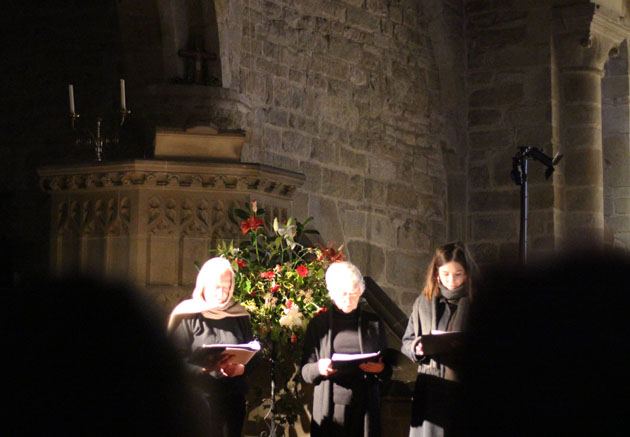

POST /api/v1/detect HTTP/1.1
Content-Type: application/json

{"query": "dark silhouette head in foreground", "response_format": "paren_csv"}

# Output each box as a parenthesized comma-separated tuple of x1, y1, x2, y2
(7, 275, 208, 435)
(459, 249, 630, 435)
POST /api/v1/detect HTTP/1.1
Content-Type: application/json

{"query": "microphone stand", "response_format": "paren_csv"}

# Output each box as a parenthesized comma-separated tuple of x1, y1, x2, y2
(510, 146, 563, 264)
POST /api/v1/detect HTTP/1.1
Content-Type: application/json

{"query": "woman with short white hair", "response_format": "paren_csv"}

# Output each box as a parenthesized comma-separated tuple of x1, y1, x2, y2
(168, 257, 253, 437)
(301, 261, 391, 437)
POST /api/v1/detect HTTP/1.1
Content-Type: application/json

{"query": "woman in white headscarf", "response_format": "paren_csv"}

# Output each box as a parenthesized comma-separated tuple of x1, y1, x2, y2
(168, 257, 252, 437)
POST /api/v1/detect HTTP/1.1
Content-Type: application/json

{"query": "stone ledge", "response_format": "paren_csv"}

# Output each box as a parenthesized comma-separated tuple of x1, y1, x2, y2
(38, 160, 305, 199)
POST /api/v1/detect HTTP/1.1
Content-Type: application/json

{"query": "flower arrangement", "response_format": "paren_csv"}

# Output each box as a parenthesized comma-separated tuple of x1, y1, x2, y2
(214, 201, 344, 428)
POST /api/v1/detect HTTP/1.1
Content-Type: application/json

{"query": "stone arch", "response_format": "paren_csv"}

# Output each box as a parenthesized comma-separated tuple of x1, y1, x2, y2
(602, 38, 630, 250)
(156, 0, 243, 89)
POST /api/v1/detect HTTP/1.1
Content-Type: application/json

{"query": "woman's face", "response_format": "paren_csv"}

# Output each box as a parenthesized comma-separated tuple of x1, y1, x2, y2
(331, 284, 362, 313)
(437, 261, 467, 290)
(204, 270, 232, 305)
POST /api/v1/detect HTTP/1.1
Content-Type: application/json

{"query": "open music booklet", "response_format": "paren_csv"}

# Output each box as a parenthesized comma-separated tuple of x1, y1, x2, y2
(331, 351, 381, 369)
(189, 339, 261, 367)
(420, 330, 465, 357)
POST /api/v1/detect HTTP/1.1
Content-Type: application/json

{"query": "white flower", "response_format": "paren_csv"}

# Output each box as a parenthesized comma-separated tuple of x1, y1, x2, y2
(279, 304, 303, 328)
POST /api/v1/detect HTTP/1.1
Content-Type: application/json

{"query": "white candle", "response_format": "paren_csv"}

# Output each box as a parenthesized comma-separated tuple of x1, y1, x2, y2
(120, 79, 126, 110)
(68, 84, 75, 114)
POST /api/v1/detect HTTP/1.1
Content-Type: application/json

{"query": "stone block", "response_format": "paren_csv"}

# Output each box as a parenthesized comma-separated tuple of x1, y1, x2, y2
(329, 36, 363, 63)
(566, 187, 604, 212)
(472, 213, 519, 240)
(563, 103, 602, 127)
(563, 73, 602, 103)
(288, 114, 318, 135)
(367, 0, 388, 16)
(524, 67, 551, 101)
(282, 130, 312, 158)
(470, 165, 490, 189)
(469, 242, 499, 264)
(273, 79, 306, 110)
(469, 83, 524, 107)
(300, 161, 322, 194)
(322, 169, 364, 201)
(365, 179, 387, 205)
(366, 213, 398, 246)
(396, 217, 431, 251)
(614, 198, 630, 215)
(385, 251, 430, 288)
(315, 95, 360, 131)
(602, 105, 630, 134)
(602, 76, 629, 104)
(340, 146, 367, 172)
(388, 183, 419, 209)
(267, 108, 288, 127)
(564, 126, 602, 149)
(347, 5, 380, 31)
(340, 209, 367, 239)
(514, 125, 553, 149)
(469, 190, 519, 212)
(507, 103, 551, 127)
(263, 125, 283, 150)
(310, 138, 338, 164)
(565, 149, 603, 186)
(347, 240, 385, 280)
(528, 184, 555, 210)
(308, 195, 345, 247)
(604, 195, 613, 216)
(368, 156, 398, 181)
(469, 129, 512, 153)
(469, 109, 502, 127)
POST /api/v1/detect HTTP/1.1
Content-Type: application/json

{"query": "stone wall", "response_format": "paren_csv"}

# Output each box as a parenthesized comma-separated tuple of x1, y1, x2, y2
(465, 0, 555, 265)
(233, 0, 459, 310)
(117, 0, 468, 312)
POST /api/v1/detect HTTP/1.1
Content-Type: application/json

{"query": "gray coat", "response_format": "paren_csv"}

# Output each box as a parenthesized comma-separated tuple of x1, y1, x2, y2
(301, 306, 391, 437)
(401, 294, 469, 437)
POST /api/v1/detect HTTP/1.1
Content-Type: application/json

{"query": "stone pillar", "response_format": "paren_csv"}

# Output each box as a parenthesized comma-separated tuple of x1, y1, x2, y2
(552, 2, 630, 248)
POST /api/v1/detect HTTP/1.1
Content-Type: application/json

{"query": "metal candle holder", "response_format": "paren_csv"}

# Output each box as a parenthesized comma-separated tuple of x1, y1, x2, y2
(68, 80, 130, 162)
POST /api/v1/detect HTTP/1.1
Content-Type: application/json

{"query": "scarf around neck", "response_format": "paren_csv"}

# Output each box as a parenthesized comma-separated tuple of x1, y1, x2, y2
(438, 283, 467, 301)
(167, 293, 249, 332)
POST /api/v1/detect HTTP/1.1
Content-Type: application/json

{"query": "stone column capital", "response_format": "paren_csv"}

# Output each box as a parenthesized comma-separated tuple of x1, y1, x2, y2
(553, 2, 630, 73)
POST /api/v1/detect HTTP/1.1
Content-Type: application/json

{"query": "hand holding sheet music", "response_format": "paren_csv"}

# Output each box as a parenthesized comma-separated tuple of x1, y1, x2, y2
(417, 331, 465, 368)
(330, 351, 381, 370)
(189, 339, 261, 369)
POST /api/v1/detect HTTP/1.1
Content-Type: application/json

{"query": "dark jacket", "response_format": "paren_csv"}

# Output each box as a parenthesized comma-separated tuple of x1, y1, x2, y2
(170, 314, 254, 395)
(301, 304, 391, 437)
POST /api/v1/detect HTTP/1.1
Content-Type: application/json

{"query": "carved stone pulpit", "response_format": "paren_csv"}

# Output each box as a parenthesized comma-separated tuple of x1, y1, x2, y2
(38, 132, 304, 313)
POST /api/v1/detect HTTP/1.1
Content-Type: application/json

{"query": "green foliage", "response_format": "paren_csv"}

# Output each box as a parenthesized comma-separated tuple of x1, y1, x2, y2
(214, 202, 343, 426)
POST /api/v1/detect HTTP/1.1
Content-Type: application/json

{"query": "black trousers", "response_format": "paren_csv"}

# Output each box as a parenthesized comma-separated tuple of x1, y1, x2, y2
(198, 389, 246, 437)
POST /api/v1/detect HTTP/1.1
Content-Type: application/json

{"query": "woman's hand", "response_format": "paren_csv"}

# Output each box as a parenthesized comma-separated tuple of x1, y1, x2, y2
(318, 358, 337, 376)
(220, 363, 245, 377)
(415, 342, 424, 356)
(359, 357, 385, 373)
(202, 354, 244, 377)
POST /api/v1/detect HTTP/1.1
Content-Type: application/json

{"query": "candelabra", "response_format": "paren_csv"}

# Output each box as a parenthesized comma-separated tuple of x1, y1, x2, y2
(68, 80, 130, 162)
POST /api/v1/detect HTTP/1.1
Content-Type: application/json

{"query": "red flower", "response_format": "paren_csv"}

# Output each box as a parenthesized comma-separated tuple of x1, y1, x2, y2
(260, 270, 275, 280)
(316, 307, 328, 315)
(319, 243, 346, 262)
(286, 299, 293, 309)
(241, 216, 264, 235)
(235, 259, 246, 268)
(270, 284, 280, 293)
(290, 333, 297, 343)
(296, 265, 308, 278)
(275, 264, 282, 273)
